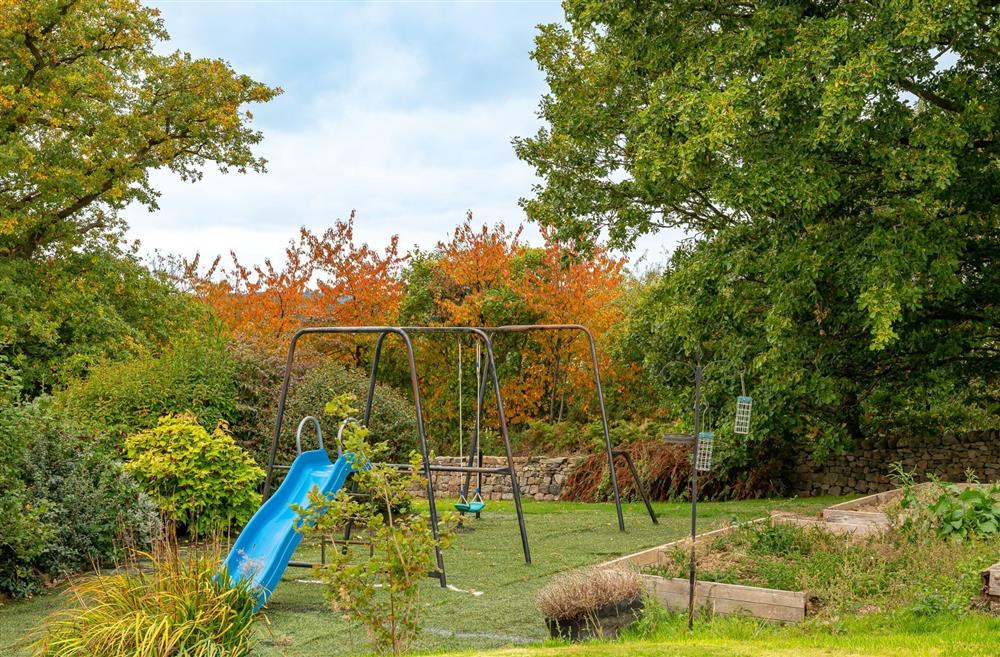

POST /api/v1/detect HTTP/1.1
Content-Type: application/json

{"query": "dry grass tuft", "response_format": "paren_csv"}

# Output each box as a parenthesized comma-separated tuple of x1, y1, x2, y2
(535, 567, 642, 621)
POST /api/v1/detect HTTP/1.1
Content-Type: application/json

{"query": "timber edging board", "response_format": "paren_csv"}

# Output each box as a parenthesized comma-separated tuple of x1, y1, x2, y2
(983, 562, 1000, 600)
(645, 575, 806, 623)
(597, 517, 806, 622)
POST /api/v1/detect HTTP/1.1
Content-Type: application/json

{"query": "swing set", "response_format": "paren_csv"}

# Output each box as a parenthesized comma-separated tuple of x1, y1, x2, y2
(260, 324, 657, 587)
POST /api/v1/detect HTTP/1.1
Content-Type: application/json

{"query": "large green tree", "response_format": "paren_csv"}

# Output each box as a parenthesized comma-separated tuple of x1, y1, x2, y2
(518, 1, 999, 466)
(1, 0, 279, 393)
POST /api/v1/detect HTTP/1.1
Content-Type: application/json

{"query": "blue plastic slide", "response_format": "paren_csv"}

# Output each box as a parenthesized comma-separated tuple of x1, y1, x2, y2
(221, 449, 352, 610)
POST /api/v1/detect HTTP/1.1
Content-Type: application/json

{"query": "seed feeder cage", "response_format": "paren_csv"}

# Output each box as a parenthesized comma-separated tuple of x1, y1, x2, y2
(695, 431, 714, 472)
(734, 396, 752, 434)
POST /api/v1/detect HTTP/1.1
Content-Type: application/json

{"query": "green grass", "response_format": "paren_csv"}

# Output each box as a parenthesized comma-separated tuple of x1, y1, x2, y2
(441, 612, 1000, 656)
(1, 496, 837, 656)
(6, 496, 997, 657)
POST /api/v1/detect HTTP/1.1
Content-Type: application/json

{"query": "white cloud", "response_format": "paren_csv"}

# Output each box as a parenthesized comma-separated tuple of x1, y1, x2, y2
(126, 95, 545, 266)
(126, 2, 683, 271)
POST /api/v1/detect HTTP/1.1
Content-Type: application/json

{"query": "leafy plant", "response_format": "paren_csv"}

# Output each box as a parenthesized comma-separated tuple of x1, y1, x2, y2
(293, 394, 455, 656)
(124, 413, 264, 536)
(0, 402, 159, 598)
(926, 481, 1000, 541)
(29, 545, 258, 657)
(57, 330, 239, 440)
(232, 352, 419, 466)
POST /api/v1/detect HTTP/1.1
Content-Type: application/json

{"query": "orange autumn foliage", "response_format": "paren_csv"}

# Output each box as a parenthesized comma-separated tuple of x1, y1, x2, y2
(402, 214, 633, 437)
(184, 211, 403, 363)
(184, 211, 638, 449)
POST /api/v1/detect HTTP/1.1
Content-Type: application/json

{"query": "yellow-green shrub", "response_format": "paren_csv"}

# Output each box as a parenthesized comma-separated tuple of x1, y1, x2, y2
(29, 547, 258, 657)
(125, 413, 263, 536)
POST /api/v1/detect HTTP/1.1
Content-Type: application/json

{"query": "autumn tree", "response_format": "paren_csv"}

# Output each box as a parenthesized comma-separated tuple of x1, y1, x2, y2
(186, 213, 404, 364)
(518, 232, 630, 423)
(519, 1, 1000, 462)
(0, 0, 278, 393)
(399, 215, 632, 440)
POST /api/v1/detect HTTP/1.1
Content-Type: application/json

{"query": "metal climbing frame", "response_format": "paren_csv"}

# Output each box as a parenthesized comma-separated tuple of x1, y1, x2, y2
(481, 324, 658, 529)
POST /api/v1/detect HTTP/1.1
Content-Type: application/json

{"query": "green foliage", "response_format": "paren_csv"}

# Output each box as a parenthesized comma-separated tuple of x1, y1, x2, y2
(0, 246, 207, 398)
(521, 1, 1000, 459)
(1, 0, 278, 397)
(124, 413, 263, 536)
(56, 330, 238, 439)
(926, 481, 1000, 541)
(294, 400, 454, 656)
(0, 402, 159, 598)
(29, 546, 259, 657)
(2, 0, 279, 259)
(238, 355, 418, 467)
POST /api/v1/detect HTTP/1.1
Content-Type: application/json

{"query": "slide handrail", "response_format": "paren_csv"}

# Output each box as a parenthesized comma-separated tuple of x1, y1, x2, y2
(294, 416, 324, 455)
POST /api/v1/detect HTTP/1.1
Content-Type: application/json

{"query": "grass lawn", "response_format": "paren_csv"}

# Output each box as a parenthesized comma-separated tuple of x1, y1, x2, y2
(0, 496, 839, 655)
(442, 613, 1000, 657)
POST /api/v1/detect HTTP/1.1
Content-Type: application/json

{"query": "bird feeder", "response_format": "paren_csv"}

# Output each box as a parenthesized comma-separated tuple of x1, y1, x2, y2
(734, 395, 752, 435)
(695, 431, 714, 472)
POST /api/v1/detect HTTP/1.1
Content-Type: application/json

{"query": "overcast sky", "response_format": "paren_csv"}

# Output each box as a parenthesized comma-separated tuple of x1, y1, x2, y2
(127, 1, 682, 270)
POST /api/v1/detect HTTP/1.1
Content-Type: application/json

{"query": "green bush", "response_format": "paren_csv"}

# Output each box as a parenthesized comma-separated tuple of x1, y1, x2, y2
(0, 402, 160, 598)
(232, 353, 419, 468)
(56, 330, 238, 439)
(894, 470, 1000, 542)
(29, 546, 258, 657)
(125, 413, 264, 536)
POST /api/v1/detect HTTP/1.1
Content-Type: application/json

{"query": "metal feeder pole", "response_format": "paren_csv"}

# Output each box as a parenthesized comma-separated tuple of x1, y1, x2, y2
(688, 351, 703, 632)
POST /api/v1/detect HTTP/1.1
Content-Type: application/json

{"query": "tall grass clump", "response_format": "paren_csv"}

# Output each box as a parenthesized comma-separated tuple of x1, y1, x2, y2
(536, 567, 643, 621)
(29, 546, 258, 657)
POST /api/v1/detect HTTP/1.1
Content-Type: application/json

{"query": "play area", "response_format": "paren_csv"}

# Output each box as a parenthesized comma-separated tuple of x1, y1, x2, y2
(1, 496, 840, 657)
(227, 324, 661, 603)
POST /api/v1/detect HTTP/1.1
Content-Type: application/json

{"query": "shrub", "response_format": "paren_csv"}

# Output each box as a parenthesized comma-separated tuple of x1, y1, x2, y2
(560, 423, 699, 502)
(232, 352, 419, 467)
(535, 568, 643, 621)
(293, 395, 454, 656)
(29, 546, 258, 657)
(56, 330, 238, 439)
(0, 402, 160, 599)
(125, 413, 264, 536)
(926, 481, 1000, 541)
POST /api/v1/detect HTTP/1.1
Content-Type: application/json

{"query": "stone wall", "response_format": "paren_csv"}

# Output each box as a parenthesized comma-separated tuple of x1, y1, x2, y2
(790, 430, 1000, 496)
(410, 455, 586, 501)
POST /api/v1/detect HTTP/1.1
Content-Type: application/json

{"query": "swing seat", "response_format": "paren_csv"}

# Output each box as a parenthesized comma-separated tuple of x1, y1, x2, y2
(455, 491, 486, 514)
(455, 500, 485, 514)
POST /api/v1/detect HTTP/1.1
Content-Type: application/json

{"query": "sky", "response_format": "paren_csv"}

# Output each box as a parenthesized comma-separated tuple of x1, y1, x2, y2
(126, 1, 682, 270)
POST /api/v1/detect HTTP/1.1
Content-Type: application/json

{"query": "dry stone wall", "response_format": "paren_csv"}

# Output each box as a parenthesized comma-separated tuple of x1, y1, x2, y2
(790, 430, 1000, 496)
(410, 455, 586, 501)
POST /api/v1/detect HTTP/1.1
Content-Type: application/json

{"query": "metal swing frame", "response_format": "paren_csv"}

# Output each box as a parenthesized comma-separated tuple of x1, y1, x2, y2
(260, 324, 658, 587)
(475, 325, 658, 529)
(260, 326, 530, 588)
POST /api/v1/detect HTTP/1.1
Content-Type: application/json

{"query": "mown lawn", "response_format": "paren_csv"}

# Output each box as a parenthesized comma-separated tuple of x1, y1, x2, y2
(446, 613, 1000, 657)
(0, 496, 838, 655)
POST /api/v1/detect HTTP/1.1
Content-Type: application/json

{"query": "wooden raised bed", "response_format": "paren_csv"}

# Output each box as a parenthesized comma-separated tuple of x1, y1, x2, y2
(981, 562, 1000, 606)
(598, 518, 808, 623)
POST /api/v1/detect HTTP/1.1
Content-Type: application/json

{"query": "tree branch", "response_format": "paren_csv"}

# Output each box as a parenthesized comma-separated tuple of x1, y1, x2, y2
(898, 79, 962, 113)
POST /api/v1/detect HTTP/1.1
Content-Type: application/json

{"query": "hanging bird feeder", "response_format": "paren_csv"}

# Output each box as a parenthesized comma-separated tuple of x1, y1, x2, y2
(734, 373, 752, 435)
(695, 431, 714, 472)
